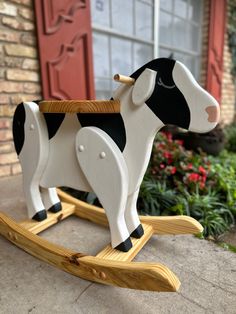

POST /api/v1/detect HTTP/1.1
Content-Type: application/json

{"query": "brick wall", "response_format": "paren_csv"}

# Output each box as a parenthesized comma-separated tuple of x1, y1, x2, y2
(221, 3, 236, 125)
(0, 0, 41, 177)
(200, 0, 236, 126)
(199, 0, 210, 89)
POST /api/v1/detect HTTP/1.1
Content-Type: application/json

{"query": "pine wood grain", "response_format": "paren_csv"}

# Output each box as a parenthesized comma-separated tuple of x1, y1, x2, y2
(96, 223, 153, 262)
(20, 202, 75, 234)
(57, 189, 203, 235)
(140, 215, 204, 235)
(113, 74, 135, 85)
(0, 211, 180, 292)
(39, 100, 120, 114)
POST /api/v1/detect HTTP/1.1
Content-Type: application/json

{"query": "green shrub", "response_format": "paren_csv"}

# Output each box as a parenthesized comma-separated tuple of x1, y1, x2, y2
(181, 189, 234, 237)
(209, 151, 236, 212)
(138, 179, 185, 216)
(224, 123, 236, 152)
(142, 132, 236, 239)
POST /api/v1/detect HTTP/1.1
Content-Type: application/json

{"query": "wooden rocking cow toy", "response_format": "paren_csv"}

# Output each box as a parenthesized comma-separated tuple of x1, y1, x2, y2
(0, 58, 220, 292)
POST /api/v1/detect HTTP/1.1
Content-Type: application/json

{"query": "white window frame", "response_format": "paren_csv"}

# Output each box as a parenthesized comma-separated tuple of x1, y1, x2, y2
(154, 0, 160, 58)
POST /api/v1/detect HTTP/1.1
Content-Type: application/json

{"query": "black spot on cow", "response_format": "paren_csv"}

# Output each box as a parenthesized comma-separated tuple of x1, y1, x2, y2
(13, 103, 26, 155)
(34, 100, 65, 140)
(77, 113, 126, 152)
(131, 58, 191, 129)
(43, 113, 65, 140)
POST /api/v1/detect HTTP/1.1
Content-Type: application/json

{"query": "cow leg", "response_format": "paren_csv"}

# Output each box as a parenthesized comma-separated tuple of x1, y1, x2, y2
(16, 102, 49, 221)
(125, 188, 144, 238)
(76, 127, 132, 252)
(21, 176, 47, 221)
(40, 187, 62, 213)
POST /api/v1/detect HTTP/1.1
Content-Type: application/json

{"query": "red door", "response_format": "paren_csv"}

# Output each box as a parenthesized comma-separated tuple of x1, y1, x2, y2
(35, 0, 95, 100)
(206, 0, 226, 104)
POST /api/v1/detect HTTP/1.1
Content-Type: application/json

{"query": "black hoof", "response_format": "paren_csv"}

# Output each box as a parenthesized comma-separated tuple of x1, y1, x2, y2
(115, 237, 132, 252)
(130, 224, 144, 238)
(32, 210, 47, 221)
(48, 202, 62, 213)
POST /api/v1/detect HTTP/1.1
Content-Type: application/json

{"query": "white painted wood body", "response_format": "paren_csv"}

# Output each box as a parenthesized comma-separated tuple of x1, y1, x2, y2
(17, 59, 220, 250)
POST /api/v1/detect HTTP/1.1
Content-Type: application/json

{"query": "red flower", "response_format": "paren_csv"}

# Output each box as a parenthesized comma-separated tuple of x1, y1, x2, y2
(167, 158, 173, 165)
(187, 173, 200, 182)
(187, 163, 193, 169)
(163, 132, 173, 142)
(198, 166, 207, 175)
(171, 166, 176, 174)
(160, 163, 165, 169)
(156, 143, 165, 149)
(201, 175, 207, 183)
(176, 140, 184, 146)
(199, 181, 205, 189)
(163, 151, 172, 159)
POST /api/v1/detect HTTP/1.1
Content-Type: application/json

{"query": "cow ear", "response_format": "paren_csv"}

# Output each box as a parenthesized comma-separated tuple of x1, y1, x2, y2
(132, 68, 157, 106)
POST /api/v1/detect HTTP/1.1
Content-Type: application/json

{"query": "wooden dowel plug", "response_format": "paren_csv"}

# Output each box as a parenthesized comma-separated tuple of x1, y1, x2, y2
(113, 74, 135, 85)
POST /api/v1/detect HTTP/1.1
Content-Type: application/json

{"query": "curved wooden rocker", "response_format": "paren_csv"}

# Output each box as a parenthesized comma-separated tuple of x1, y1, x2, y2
(0, 189, 203, 292)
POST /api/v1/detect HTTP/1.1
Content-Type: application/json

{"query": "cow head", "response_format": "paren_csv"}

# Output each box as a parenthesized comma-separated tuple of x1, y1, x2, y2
(130, 58, 220, 133)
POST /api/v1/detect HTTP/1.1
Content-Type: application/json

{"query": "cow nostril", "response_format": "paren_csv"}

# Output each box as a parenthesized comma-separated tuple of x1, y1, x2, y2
(205, 106, 220, 123)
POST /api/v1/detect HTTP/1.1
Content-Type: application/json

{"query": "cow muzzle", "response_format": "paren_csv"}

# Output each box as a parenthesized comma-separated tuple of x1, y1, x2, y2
(205, 105, 220, 123)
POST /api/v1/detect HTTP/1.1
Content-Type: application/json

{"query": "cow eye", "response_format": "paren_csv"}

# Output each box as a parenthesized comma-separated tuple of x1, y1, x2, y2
(157, 77, 175, 89)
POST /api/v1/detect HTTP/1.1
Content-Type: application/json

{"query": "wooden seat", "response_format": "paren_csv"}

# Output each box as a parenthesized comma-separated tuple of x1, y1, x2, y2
(39, 100, 120, 114)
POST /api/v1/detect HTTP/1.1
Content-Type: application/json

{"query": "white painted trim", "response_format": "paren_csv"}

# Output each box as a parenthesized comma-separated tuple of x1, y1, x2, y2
(154, 0, 160, 58)
(159, 43, 201, 57)
(92, 23, 154, 46)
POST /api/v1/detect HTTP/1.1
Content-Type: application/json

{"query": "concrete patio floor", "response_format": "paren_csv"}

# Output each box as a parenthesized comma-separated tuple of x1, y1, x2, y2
(0, 175, 236, 314)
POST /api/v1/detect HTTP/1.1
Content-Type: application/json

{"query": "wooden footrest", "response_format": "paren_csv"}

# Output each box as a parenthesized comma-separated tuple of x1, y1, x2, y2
(96, 224, 153, 262)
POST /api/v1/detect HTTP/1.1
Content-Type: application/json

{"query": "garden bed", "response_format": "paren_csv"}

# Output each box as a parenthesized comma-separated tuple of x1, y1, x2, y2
(138, 132, 236, 240)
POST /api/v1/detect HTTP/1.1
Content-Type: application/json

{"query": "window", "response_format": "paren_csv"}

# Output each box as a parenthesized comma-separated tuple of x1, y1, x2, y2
(91, 0, 203, 99)
(91, 0, 155, 99)
(159, 0, 203, 79)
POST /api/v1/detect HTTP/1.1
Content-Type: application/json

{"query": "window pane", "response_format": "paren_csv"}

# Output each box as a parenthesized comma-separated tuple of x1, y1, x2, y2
(95, 79, 111, 99)
(112, 0, 133, 34)
(159, 11, 172, 45)
(111, 38, 132, 76)
(174, 0, 188, 19)
(135, 1, 153, 40)
(93, 33, 109, 78)
(189, 24, 200, 51)
(173, 17, 187, 49)
(175, 53, 199, 79)
(188, 0, 202, 23)
(141, 0, 153, 5)
(184, 55, 197, 77)
(91, 0, 110, 27)
(174, 52, 185, 64)
(160, 0, 172, 12)
(185, 55, 194, 73)
(159, 48, 173, 58)
(134, 43, 153, 70)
